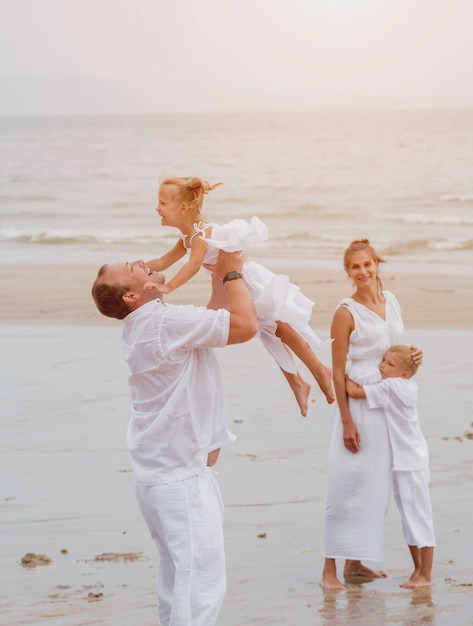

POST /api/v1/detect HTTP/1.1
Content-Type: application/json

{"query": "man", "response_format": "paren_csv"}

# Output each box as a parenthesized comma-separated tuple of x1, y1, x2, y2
(91, 251, 257, 626)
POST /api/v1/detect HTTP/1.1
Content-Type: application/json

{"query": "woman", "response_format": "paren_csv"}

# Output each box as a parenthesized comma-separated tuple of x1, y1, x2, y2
(320, 239, 422, 591)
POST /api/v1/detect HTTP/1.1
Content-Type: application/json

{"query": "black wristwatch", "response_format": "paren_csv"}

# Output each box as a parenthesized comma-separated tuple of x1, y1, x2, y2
(222, 271, 243, 285)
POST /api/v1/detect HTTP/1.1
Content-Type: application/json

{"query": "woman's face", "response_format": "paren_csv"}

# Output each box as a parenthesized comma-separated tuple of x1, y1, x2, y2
(346, 250, 378, 288)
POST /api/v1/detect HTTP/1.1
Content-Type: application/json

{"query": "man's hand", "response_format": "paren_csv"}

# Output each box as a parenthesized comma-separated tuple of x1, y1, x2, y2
(203, 250, 246, 281)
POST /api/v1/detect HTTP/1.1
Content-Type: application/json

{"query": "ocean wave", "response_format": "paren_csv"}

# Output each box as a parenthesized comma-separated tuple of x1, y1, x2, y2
(381, 237, 473, 255)
(396, 213, 473, 226)
(0, 193, 57, 203)
(441, 193, 473, 202)
(0, 226, 171, 246)
(1, 227, 471, 258)
(429, 238, 473, 251)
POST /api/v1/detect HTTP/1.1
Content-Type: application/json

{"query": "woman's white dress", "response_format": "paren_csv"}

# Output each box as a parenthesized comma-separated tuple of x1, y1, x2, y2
(194, 216, 330, 374)
(323, 291, 404, 561)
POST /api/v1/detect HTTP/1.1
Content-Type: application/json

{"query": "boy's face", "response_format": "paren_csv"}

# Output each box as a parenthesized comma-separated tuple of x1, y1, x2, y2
(379, 351, 409, 379)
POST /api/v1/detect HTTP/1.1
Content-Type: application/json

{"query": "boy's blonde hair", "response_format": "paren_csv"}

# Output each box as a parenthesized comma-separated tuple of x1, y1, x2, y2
(387, 344, 418, 376)
(159, 176, 223, 221)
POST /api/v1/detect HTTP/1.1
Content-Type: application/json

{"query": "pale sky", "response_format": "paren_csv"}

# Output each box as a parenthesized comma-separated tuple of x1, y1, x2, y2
(1, 0, 472, 115)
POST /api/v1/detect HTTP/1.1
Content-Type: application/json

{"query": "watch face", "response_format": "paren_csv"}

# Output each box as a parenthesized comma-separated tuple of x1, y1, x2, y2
(223, 271, 242, 283)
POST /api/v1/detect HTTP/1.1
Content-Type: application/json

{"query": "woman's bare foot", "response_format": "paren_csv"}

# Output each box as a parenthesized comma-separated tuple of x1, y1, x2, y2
(320, 575, 346, 591)
(315, 365, 335, 404)
(344, 560, 387, 579)
(400, 575, 432, 589)
(321, 562, 346, 591)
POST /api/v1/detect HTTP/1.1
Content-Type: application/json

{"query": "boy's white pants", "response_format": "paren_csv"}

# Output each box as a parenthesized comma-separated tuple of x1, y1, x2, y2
(393, 468, 436, 548)
(134, 467, 226, 626)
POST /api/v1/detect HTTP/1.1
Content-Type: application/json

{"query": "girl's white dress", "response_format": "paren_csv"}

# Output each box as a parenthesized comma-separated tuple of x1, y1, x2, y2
(323, 291, 404, 561)
(188, 216, 330, 374)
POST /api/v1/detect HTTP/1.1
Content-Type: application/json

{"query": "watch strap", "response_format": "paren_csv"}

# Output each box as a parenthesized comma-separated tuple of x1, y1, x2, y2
(222, 271, 243, 284)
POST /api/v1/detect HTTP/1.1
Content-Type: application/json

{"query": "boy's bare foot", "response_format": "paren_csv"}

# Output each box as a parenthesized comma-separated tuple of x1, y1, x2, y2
(316, 365, 335, 404)
(400, 575, 432, 589)
(344, 561, 387, 579)
(408, 568, 421, 581)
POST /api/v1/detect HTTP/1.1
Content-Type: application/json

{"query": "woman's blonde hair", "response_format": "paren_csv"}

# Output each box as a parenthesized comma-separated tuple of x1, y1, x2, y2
(343, 238, 386, 293)
(159, 176, 223, 221)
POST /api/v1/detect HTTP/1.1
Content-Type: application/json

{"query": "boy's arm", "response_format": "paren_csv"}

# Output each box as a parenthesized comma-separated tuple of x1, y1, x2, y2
(146, 239, 186, 272)
(345, 377, 366, 399)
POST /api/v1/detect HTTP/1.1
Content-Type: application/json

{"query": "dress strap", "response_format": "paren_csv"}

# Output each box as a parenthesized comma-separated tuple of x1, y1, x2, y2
(189, 221, 211, 245)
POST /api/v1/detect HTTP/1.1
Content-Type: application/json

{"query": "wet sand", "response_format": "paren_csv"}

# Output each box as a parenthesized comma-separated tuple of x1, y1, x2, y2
(2, 261, 473, 329)
(1, 263, 472, 625)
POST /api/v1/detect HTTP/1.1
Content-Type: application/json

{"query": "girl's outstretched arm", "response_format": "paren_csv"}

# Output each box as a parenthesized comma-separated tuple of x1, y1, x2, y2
(162, 233, 209, 293)
(146, 239, 186, 272)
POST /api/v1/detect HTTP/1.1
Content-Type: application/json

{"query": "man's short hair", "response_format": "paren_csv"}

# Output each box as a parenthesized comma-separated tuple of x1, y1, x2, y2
(91, 265, 131, 320)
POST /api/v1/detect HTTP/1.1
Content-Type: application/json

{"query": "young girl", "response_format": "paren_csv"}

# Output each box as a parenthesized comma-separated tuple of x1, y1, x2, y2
(146, 176, 334, 415)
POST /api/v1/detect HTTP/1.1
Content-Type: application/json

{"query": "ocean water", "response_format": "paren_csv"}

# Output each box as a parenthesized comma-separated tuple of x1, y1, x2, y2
(1, 110, 473, 274)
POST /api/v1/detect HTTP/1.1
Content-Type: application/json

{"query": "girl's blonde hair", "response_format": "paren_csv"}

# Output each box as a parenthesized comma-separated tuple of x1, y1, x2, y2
(160, 176, 223, 221)
(343, 238, 386, 293)
(387, 344, 418, 376)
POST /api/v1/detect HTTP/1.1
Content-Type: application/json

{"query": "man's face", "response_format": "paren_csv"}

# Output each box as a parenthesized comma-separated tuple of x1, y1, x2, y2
(104, 260, 164, 292)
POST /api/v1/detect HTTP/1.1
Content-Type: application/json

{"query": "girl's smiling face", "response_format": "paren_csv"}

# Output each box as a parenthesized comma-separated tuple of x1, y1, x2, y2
(156, 184, 186, 228)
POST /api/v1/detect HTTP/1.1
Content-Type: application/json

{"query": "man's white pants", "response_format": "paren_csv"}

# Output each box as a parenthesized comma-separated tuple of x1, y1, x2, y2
(134, 467, 226, 626)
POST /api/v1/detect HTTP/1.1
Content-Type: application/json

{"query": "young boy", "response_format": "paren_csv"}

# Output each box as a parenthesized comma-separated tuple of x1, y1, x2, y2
(346, 344, 435, 589)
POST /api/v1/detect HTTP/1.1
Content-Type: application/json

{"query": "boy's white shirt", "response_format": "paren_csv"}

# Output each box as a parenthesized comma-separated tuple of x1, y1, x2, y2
(363, 377, 429, 471)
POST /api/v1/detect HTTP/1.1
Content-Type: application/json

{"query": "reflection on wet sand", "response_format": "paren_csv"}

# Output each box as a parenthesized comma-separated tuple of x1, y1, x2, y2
(319, 584, 438, 626)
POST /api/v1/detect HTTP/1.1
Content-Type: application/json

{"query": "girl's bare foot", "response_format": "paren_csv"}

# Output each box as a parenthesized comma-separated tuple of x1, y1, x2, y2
(344, 561, 387, 579)
(292, 376, 311, 417)
(315, 365, 335, 404)
(281, 369, 311, 416)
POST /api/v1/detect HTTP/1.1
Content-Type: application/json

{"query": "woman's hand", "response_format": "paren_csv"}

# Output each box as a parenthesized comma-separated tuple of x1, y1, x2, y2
(410, 345, 423, 367)
(343, 421, 361, 453)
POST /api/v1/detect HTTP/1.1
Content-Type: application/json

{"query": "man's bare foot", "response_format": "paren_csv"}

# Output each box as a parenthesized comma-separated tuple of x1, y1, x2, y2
(344, 561, 387, 579)
(320, 573, 346, 591)
(400, 575, 432, 589)
(315, 365, 335, 404)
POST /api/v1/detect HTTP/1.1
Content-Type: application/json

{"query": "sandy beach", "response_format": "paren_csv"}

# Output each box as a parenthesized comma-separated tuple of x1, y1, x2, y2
(1, 263, 473, 625)
(3, 262, 473, 329)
